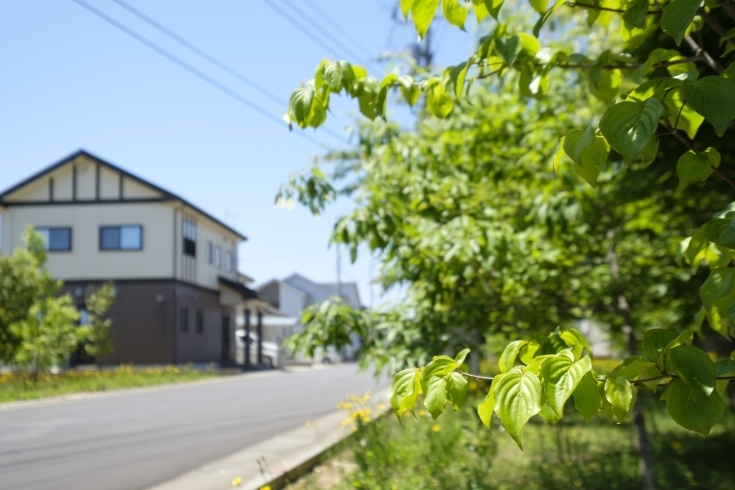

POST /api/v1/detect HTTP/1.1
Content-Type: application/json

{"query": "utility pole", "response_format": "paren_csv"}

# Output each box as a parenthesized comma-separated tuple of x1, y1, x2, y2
(335, 242, 342, 299)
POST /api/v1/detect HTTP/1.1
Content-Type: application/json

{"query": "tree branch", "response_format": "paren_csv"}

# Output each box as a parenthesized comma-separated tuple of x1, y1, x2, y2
(684, 35, 723, 74)
(698, 7, 735, 47)
(717, 0, 735, 22)
(565, 1, 663, 14)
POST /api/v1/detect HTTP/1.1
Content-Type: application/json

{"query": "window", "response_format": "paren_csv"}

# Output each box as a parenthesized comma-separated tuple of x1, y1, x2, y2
(195, 309, 203, 334)
(183, 218, 196, 257)
(180, 307, 189, 333)
(206, 242, 213, 264)
(100, 225, 142, 250)
(215, 246, 221, 268)
(226, 251, 233, 271)
(36, 227, 71, 251)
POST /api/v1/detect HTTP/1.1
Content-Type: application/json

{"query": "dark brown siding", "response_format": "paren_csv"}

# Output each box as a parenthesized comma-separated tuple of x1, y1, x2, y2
(60, 279, 233, 365)
(174, 282, 231, 363)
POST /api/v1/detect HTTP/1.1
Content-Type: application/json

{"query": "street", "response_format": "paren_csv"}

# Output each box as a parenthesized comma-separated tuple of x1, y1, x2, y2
(0, 364, 387, 490)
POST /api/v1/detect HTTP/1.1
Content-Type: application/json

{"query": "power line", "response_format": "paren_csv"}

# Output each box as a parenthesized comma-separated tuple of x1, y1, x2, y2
(258, 0, 345, 60)
(301, 0, 376, 62)
(69, 0, 347, 146)
(278, 0, 373, 67)
(108, 0, 284, 107)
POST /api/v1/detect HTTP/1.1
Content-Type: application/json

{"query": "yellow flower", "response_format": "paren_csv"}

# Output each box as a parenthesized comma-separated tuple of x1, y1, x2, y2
(377, 403, 386, 411)
(259, 486, 272, 490)
(432, 424, 441, 432)
(232, 476, 242, 486)
(418, 409, 427, 417)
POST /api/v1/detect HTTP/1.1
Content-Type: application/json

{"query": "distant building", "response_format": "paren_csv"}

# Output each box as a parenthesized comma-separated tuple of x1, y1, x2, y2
(256, 273, 363, 361)
(0, 150, 266, 365)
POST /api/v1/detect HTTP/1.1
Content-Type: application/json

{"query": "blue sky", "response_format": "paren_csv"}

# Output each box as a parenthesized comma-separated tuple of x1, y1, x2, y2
(0, 0, 472, 307)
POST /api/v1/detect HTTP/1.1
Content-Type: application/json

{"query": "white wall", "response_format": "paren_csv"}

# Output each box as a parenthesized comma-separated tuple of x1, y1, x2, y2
(1, 202, 176, 280)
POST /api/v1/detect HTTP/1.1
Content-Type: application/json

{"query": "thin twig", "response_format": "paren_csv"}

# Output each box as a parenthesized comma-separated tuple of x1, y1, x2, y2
(672, 100, 686, 132)
(461, 372, 495, 381)
(565, 1, 663, 15)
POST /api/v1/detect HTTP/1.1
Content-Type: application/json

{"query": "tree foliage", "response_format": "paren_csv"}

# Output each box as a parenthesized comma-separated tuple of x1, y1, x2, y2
(83, 282, 116, 362)
(284, 0, 735, 445)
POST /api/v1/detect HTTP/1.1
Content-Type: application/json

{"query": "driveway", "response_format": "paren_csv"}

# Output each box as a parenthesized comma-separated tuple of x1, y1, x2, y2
(0, 364, 387, 490)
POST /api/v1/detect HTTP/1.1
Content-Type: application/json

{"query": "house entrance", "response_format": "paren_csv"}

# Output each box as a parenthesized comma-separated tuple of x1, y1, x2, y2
(221, 313, 230, 366)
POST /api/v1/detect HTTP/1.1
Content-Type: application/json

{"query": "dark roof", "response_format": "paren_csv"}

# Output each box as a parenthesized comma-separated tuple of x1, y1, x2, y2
(218, 276, 260, 300)
(0, 149, 247, 241)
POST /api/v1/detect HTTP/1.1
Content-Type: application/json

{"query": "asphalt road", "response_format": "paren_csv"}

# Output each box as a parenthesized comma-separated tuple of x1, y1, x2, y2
(0, 364, 387, 490)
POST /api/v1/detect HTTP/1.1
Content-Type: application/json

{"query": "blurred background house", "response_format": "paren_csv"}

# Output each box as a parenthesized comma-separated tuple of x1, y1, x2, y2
(0, 150, 268, 366)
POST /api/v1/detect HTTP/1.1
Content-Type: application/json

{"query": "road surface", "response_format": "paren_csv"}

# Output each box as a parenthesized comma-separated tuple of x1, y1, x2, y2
(0, 364, 386, 490)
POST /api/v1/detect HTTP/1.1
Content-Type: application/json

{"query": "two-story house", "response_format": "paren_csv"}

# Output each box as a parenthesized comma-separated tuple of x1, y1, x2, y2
(0, 150, 265, 365)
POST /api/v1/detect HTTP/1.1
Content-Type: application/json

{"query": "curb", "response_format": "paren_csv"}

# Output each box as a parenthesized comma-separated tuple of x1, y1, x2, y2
(147, 388, 391, 490)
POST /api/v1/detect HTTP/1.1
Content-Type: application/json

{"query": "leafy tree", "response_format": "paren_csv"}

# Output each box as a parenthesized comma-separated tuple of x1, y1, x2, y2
(0, 228, 82, 379)
(285, 1, 735, 487)
(83, 282, 116, 365)
(0, 229, 50, 362)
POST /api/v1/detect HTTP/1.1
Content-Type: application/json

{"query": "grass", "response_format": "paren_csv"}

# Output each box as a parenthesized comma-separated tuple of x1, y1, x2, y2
(289, 381, 735, 490)
(0, 364, 220, 403)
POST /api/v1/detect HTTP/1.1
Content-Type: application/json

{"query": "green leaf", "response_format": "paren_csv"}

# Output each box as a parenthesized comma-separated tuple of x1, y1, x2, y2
(700, 267, 735, 308)
(681, 77, 735, 137)
(446, 372, 469, 410)
(455, 348, 470, 366)
(588, 67, 622, 104)
(495, 35, 522, 67)
(533, 4, 558, 38)
(499, 340, 525, 373)
(519, 342, 540, 364)
(686, 227, 709, 266)
(493, 369, 543, 449)
(478, 374, 504, 430)
(421, 354, 458, 391)
(484, 0, 504, 19)
(289, 85, 315, 128)
(552, 136, 567, 175)
(560, 329, 593, 360)
(608, 357, 659, 381)
(442, 0, 468, 29)
(668, 344, 716, 399)
(323, 61, 344, 91)
(604, 376, 633, 423)
(643, 328, 678, 365)
(661, 0, 701, 45)
(676, 148, 721, 190)
(664, 379, 725, 435)
(538, 402, 561, 425)
(715, 357, 735, 396)
(573, 371, 602, 422)
(622, 0, 649, 29)
(704, 217, 735, 250)
(529, 0, 548, 14)
(575, 135, 610, 188)
(400, 0, 415, 19)
(665, 88, 704, 139)
(427, 83, 454, 117)
(424, 375, 448, 419)
(542, 354, 592, 417)
(390, 368, 422, 417)
(599, 98, 663, 165)
(411, 0, 440, 40)
(398, 75, 420, 107)
(563, 127, 595, 166)
(448, 61, 469, 100)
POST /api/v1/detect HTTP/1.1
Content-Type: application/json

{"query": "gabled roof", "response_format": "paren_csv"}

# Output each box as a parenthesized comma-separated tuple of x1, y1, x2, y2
(0, 149, 247, 241)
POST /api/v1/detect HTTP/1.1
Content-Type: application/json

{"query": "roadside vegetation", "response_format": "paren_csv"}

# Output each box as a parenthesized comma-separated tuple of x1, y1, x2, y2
(0, 364, 219, 402)
(289, 387, 735, 490)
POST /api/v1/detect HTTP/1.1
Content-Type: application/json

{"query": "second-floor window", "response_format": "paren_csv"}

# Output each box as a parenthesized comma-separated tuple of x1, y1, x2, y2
(183, 218, 196, 257)
(226, 251, 233, 271)
(206, 242, 213, 264)
(215, 246, 221, 268)
(36, 227, 71, 251)
(100, 225, 142, 250)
